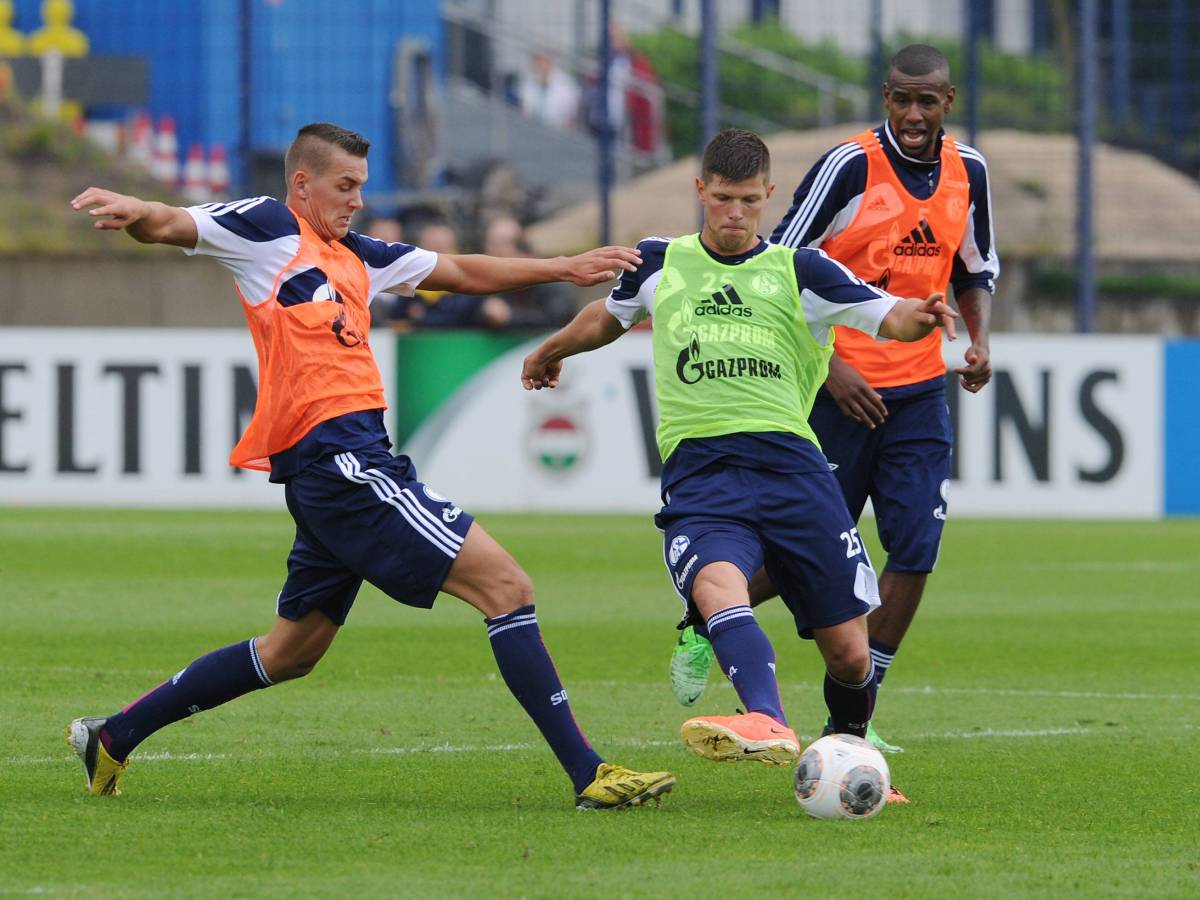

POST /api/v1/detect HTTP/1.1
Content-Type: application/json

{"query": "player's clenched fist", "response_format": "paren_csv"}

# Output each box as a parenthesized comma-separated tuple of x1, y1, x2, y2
(521, 351, 563, 391)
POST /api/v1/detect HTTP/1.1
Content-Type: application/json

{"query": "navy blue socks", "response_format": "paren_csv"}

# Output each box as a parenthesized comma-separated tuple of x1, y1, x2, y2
(705, 605, 786, 725)
(868, 637, 898, 687)
(485, 605, 604, 793)
(824, 661, 877, 738)
(101, 639, 273, 762)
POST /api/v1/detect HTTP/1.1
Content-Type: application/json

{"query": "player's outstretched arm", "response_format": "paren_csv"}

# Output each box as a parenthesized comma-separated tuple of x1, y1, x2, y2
(521, 299, 626, 390)
(879, 292, 958, 343)
(421, 246, 642, 295)
(70, 187, 198, 248)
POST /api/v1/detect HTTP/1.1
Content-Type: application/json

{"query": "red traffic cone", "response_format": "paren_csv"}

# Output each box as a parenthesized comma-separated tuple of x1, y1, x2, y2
(127, 110, 153, 171)
(207, 143, 231, 199)
(182, 143, 210, 203)
(152, 115, 179, 186)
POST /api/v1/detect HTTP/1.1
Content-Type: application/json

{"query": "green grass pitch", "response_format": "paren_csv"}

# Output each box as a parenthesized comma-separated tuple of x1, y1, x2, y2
(1, 509, 1197, 898)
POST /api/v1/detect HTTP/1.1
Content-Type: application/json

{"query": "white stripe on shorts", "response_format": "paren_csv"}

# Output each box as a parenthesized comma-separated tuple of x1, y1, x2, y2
(343, 454, 465, 551)
(334, 453, 462, 558)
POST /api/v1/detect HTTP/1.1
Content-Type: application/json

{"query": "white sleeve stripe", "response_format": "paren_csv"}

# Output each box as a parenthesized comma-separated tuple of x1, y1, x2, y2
(981, 174, 999, 279)
(956, 202, 1001, 282)
(957, 202, 986, 272)
(775, 142, 863, 249)
(953, 147, 1000, 281)
(209, 196, 271, 217)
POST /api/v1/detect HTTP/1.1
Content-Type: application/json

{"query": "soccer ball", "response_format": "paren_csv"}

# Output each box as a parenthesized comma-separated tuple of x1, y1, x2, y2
(793, 733, 890, 820)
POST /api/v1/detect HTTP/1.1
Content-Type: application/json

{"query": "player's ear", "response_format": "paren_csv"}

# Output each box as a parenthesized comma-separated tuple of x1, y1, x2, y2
(944, 85, 956, 112)
(695, 176, 705, 201)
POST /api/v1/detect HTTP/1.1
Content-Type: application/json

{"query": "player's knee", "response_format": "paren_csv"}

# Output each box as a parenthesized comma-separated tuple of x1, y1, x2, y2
(479, 563, 535, 617)
(270, 654, 322, 682)
(824, 644, 871, 684)
(257, 642, 325, 682)
(463, 564, 535, 619)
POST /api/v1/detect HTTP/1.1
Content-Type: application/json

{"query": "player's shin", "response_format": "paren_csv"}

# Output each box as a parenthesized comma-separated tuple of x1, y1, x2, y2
(485, 604, 604, 793)
(706, 606, 787, 724)
(100, 638, 275, 761)
(823, 661, 877, 737)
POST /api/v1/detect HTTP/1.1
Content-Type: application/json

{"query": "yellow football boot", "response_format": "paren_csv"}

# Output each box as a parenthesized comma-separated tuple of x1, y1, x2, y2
(67, 717, 128, 796)
(575, 763, 675, 810)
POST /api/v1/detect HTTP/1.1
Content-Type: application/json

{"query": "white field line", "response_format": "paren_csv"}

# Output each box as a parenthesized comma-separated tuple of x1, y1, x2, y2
(1019, 560, 1197, 573)
(10, 665, 1199, 704)
(884, 684, 1200, 703)
(15, 727, 1093, 767)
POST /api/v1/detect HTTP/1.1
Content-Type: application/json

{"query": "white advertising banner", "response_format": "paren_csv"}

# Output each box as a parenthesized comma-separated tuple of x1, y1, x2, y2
(405, 333, 1164, 519)
(0, 328, 395, 507)
(947, 335, 1162, 517)
(1, 328, 1162, 517)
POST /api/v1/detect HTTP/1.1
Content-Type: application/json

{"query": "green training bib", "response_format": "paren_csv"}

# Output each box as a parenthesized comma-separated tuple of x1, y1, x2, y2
(650, 234, 833, 461)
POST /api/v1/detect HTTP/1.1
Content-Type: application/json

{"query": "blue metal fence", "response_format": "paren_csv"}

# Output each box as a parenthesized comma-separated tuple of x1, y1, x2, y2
(12, 0, 441, 197)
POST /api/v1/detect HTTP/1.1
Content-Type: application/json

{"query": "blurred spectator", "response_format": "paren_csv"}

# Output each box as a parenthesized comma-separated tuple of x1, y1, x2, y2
(586, 22, 632, 137)
(585, 22, 662, 160)
(395, 222, 512, 330)
(518, 50, 580, 132)
(359, 214, 407, 327)
(624, 39, 662, 158)
(480, 215, 578, 330)
(362, 213, 404, 245)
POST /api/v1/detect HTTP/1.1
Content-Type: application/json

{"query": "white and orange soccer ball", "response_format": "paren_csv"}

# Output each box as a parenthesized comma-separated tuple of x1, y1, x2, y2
(793, 733, 890, 820)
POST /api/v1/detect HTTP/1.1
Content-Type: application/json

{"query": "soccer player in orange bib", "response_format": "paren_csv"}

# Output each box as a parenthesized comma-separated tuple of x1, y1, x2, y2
(669, 46, 998, 801)
(67, 122, 675, 810)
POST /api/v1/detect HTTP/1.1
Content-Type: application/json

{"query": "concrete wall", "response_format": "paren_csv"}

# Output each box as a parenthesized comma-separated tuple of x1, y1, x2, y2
(0, 254, 244, 327)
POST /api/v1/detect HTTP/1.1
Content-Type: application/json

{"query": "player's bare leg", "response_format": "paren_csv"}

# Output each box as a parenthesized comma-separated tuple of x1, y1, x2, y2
(680, 563, 800, 765)
(445, 522, 674, 809)
(869, 570, 926, 647)
(440, 521, 534, 617)
(254, 610, 340, 681)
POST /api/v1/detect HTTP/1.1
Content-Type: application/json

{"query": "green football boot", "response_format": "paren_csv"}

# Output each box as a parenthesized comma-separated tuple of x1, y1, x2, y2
(669, 625, 715, 707)
(820, 717, 904, 754)
(866, 721, 904, 754)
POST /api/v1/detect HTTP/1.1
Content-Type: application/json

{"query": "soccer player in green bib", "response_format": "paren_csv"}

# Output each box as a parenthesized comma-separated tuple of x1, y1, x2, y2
(522, 129, 957, 770)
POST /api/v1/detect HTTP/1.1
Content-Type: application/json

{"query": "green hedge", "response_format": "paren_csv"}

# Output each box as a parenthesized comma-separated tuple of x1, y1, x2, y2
(632, 22, 1068, 159)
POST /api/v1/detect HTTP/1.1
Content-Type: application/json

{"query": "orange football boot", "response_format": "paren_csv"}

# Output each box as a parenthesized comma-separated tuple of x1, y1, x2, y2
(680, 711, 800, 766)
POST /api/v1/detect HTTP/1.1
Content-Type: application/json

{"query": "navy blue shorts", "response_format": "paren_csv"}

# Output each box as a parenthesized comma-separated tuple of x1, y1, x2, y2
(809, 384, 951, 573)
(277, 447, 475, 626)
(656, 464, 880, 638)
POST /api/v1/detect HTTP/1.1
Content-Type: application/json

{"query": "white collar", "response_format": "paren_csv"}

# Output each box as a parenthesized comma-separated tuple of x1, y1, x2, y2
(882, 121, 943, 166)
